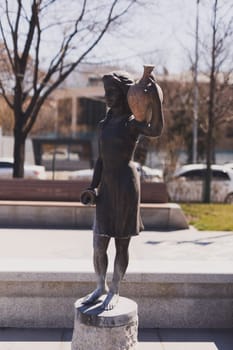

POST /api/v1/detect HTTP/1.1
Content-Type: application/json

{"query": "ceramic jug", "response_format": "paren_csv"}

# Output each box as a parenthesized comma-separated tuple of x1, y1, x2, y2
(127, 65, 163, 122)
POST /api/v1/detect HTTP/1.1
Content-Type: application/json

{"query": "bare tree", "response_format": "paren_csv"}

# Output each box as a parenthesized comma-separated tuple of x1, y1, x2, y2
(0, 0, 139, 177)
(201, 0, 233, 202)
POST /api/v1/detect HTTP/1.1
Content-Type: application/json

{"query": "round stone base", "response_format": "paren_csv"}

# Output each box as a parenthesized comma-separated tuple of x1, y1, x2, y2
(71, 295, 138, 350)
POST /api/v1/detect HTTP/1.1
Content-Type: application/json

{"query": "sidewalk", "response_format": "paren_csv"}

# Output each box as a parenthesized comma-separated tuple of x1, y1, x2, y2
(0, 327, 233, 349)
(0, 226, 232, 349)
(0, 226, 233, 263)
(0, 226, 232, 276)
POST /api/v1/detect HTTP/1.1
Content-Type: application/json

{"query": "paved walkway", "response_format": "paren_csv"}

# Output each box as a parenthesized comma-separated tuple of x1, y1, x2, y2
(0, 226, 232, 273)
(0, 327, 232, 349)
(0, 226, 232, 349)
(0, 226, 233, 261)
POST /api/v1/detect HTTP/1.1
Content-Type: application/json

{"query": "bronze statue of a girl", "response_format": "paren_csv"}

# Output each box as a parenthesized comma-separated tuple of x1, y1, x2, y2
(81, 68, 164, 310)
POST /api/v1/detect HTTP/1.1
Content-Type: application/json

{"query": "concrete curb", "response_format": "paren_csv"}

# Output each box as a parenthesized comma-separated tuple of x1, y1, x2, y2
(0, 258, 232, 329)
(0, 201, 188, 230)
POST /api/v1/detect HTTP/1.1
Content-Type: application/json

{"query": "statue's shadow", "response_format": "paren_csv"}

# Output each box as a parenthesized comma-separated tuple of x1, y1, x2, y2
(78, 298, 105, 316)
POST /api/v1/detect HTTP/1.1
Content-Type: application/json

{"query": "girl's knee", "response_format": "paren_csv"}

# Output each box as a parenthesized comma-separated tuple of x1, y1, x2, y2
(115, 238, 130, 253)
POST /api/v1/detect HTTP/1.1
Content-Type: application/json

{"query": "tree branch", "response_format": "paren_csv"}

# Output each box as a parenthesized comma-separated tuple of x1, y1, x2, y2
(32, 4, 41, 93)
(0, 18, 15, 73)
(0, 80, 14, 109)
(47, 0, 87, 72)
(21, 0, 38, 75)
(26, 0, 136, 123)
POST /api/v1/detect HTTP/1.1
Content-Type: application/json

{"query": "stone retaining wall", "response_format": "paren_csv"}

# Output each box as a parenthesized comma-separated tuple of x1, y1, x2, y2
(0, 266, 232, 328)
(0, 201, 188, 230)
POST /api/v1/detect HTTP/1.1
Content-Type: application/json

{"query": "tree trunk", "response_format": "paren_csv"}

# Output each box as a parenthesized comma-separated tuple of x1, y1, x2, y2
(203, 0, 217, 203)
(203, 76, 215, 203)
(203, 122, 213, 203)
(13, 126, 26, 178)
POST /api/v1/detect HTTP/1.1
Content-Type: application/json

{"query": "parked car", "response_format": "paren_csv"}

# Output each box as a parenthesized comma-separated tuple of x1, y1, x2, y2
(42, 148, 79, 161)
(133, 162, 163, 182)
(69, 168, 93, 181)
(0, 158, 47, 179)
(68, 162, 163, 182)
(224, 162, 233, 170)
(166, 164, 233, 203)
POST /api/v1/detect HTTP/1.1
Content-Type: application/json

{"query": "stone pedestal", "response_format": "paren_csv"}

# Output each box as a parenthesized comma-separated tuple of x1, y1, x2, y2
(71, 295, 138, 350)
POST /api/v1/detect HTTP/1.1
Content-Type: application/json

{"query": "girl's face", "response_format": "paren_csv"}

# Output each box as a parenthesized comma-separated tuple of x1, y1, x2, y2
(104, 80, 124, 108)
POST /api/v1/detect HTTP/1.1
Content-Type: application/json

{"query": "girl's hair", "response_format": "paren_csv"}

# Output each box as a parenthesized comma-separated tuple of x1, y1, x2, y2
(102, 71, 134, 96)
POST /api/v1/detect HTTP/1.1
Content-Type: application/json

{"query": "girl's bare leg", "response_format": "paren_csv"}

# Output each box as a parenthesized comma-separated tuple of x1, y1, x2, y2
(82, 234, 110, 305)
(102, 237, 131, 310)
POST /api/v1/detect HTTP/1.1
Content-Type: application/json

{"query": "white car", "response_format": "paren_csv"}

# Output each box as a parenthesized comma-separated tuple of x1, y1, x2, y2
(0, 158, 47, 179)
(134, 163, 163, 182)
(224, 162, 233, 170)
(68, 163, 163, 182)
(42, 149, 79, 161)
(69, 168, 93, 181)
(166, 164, 233, 203)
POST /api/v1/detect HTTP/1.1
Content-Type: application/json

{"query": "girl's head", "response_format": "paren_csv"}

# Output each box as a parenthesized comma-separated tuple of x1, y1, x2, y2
(102, 72, 134, 111)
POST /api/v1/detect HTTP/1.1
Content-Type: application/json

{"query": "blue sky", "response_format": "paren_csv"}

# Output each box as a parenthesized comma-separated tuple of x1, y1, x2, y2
(1, 0, 232, 77)
(88, 0, 199, 74)
(88, 0, 233, 74)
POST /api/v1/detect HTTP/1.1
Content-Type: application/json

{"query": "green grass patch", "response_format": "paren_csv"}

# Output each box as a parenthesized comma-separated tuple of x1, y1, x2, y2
(180, 204, 233, 231)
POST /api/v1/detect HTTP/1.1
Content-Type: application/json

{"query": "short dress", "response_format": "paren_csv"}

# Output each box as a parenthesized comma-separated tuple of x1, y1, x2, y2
(92, 111, 159, 238)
